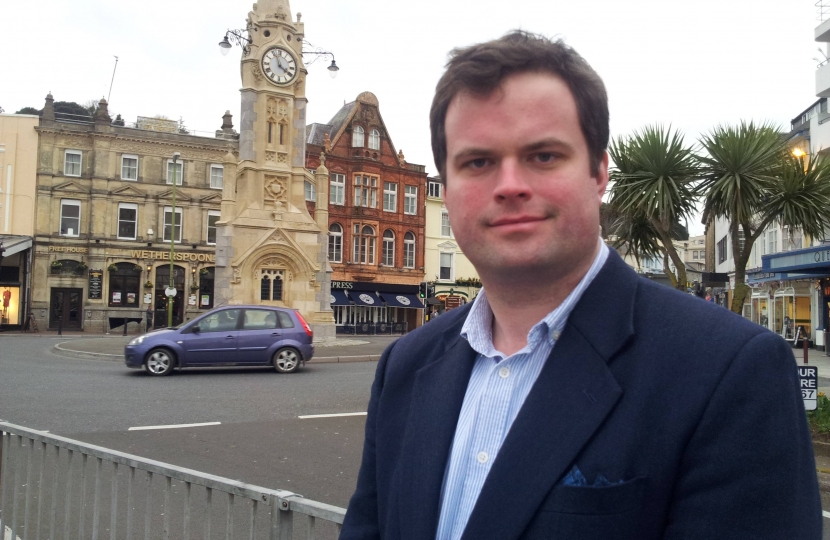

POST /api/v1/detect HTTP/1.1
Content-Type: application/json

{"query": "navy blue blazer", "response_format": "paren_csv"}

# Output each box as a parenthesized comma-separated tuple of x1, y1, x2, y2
(340, 251, 821, 540)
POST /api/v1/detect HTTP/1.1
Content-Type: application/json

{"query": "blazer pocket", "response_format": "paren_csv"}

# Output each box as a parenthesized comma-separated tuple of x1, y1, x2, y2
(540, 476, 647, 515)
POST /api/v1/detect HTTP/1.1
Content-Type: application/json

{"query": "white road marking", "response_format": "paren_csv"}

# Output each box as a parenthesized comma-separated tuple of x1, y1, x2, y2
(128, 422, 221, 431)
(298, 412, 367, 419)
(823, 510, 830, 519)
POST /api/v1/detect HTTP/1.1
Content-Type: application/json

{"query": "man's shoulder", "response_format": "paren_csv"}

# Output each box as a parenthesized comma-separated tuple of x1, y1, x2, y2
(636, 278, 753, 327)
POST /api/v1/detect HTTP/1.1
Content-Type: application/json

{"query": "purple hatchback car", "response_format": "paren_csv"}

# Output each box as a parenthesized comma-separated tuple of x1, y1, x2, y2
(125, 305, 314, 376)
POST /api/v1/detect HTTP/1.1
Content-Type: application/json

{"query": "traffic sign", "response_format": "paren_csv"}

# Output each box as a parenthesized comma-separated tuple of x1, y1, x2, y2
(798, 366, 818, 411)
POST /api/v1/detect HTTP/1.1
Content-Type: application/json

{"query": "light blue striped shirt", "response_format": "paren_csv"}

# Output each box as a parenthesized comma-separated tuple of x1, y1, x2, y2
(435, 241, 609, 540)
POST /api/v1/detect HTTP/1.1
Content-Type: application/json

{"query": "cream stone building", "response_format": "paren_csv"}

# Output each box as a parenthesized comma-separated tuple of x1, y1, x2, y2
(0, 113, 38, 329)
(31, 97, 234, 332)
(213, 0, 335, 341)
(424, 177, 480, 314)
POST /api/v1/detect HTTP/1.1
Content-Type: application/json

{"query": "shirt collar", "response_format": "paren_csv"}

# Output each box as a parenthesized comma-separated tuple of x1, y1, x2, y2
(461, 239, 610, 358)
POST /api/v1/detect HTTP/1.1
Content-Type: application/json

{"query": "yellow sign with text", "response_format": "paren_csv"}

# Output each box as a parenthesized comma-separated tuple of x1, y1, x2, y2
(131, 250, 215, 263)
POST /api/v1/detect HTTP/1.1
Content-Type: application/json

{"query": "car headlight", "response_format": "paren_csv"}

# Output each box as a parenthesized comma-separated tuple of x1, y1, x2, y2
(128, 336, 146, 346)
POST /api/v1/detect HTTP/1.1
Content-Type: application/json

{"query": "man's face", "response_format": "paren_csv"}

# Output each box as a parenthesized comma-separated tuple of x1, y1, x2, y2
(443, 71, 608, 282)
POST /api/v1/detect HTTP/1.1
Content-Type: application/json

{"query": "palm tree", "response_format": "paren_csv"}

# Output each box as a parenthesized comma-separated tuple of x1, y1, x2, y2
(608, 125, 699, 289)
(696, 121, 830, 314)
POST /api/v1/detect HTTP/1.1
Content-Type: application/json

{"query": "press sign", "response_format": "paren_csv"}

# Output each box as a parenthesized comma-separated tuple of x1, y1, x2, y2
(799, 366, 818, 411)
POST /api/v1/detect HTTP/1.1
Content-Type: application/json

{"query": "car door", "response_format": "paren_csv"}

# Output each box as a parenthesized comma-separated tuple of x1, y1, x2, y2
(180, 309, 241, 365)
(236, 309, 281, 363)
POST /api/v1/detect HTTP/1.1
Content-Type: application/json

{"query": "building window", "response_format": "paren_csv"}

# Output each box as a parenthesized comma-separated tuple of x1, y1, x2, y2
(210, 165, 223, 189)
(441, 211, 452, 237)
(259, 269, 284, 301)
(440, 252, 454, 281)
(329, 224, 343, 263)
(207, 211, 220, 245)
(382, 229, 395, 266)
(383, 182, 397, 212)
(166, 160, 183, 185)
(352, 126, 364, 148)
(692, 250, 699, 260)
(369, 129, 380, 150)
(404, 232, 415, 268)
(121, 155, 138, 181)
(305, 180, 316, 201)
(768, 229, 778, 255)
(428, 181, 442, 199)
(60, 199, 81, 237)
(354, 175, 378, 208)
(64, 150, 82, 177)
(717, 236, 727, 264)
(108, 262, 141, 307)
(404, 185, 417, 215)
(353, 224, 376, 264)
(117, 203, 138, 240)
(330, 174, 345, 205)
(163, 207, 182, 243)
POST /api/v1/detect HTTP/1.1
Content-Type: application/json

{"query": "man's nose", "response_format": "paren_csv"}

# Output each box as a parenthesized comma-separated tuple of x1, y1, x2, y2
(492, 159, 531, 201)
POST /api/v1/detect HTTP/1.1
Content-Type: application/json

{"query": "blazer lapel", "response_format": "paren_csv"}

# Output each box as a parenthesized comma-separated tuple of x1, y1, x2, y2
(461, 251, 640, 540)
(398, 312, 479, 540)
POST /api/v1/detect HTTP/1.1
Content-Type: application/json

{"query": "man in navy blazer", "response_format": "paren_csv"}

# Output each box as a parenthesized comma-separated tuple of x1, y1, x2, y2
(340, 31, 821, 539)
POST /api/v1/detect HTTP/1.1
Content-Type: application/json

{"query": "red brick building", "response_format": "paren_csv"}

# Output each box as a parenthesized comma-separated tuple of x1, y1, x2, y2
(305, 92, 427, 333)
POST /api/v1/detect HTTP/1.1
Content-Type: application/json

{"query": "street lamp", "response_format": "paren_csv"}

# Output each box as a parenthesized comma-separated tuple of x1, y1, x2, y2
(218, 29, 340, 78)
(167, 152, 180, 328)
(792, 148, 807, 158)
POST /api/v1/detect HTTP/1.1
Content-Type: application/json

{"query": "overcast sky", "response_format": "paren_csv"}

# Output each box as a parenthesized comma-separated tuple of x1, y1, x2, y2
(1, 0, 821, 235)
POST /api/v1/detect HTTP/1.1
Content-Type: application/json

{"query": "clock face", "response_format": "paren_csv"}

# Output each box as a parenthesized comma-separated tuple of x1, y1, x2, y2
(262, 47, 297, 85)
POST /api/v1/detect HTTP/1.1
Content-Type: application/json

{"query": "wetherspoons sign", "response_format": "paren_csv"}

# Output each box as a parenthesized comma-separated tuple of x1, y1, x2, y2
(130, 250, 215, 263)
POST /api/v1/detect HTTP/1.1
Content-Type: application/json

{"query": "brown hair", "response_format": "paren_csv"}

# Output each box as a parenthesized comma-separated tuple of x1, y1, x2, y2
(429, 30, 609, 179)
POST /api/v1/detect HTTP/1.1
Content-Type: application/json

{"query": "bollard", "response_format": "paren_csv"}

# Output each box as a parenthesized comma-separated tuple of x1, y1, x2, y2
(57, 315, 62, 336)
(804, 331, 809, 364)
(123, 317, 128, 336)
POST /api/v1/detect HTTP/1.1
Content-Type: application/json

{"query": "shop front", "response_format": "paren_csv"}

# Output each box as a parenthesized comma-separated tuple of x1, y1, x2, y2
(761, 245, 830, 349)
(330, 280, 423, 334)
(33, 244, 218, 333)
(0, 235, 32, 330)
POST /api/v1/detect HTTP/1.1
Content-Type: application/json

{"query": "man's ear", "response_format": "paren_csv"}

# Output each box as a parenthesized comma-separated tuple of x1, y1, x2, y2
(595, 151, 609, 201)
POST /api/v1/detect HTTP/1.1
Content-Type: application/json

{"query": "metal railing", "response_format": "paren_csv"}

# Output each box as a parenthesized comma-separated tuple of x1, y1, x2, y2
(820, 0, 830, 22)
(0, 421, 346, 540)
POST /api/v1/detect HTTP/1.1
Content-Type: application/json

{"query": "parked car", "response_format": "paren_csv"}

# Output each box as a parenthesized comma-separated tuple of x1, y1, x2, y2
(125, 305, 314, 376)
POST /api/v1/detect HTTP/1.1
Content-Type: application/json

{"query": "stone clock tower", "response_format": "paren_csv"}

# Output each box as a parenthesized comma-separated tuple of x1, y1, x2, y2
(214, 0, 335, 340)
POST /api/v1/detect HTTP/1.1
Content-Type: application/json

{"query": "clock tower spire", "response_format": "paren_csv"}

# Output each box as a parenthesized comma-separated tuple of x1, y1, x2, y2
(214, 0, 335, 340)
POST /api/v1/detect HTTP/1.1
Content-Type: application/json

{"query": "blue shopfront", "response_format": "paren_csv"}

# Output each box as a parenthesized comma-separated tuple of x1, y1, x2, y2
(329, 281, 424, 335)
(760, 245, 830, 349)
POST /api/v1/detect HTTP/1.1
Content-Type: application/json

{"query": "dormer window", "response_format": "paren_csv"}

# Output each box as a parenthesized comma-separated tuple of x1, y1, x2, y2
(352, 126, 364, 148)
(369, 129, 380, 150)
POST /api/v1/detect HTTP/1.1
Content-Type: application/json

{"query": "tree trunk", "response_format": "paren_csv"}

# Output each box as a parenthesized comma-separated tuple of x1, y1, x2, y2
(650, 217, 687, 290)
(729, 222, 753, 315)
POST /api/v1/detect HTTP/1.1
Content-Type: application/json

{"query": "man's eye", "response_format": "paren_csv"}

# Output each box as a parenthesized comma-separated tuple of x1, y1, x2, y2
(466, 158, 489, 169)
(534, 153, 556, 163)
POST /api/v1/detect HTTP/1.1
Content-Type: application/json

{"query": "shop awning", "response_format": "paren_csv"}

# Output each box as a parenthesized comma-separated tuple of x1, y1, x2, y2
(348, 291, 384, 307)
(330, 290, 352, 306)
(0, 235, 32, 257)
(380, 293, 425, 309)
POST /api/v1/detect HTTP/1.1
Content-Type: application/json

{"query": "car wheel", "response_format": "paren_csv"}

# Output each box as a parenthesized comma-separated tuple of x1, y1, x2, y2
(145, 348, 175, 376)
(273, 347, 300, 373)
